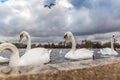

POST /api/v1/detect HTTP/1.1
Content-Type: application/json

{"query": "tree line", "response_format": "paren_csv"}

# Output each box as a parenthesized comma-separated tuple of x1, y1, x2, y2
(9, 40, 120, 49)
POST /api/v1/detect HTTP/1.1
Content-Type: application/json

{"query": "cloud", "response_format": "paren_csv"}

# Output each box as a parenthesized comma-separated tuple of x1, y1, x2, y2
(0, 0, 120, 43)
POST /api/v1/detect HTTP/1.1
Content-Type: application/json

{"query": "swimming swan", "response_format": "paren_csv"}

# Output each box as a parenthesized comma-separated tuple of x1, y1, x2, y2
(64, 31, 94, 60)
(19, 31, 51, 65)
(0, 43, 51, 67)
(97, 34, 118, 56)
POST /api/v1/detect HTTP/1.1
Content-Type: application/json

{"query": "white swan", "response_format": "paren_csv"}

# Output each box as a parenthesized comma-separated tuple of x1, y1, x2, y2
(97, 34, 118, 56)
(19, 31, 51, 65)
(0, 56, 9, 63)
(0, 43, 51, 67)
(64, 31, 94, 60)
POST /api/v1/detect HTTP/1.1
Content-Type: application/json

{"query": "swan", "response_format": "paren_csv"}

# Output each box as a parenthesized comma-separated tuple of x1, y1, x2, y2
(64, 31, 94, 60)
(0, 56, 9, 63)
(0, 43, 51, 67)
(19, 31, 51, 64)
(97, 34, 118, 56)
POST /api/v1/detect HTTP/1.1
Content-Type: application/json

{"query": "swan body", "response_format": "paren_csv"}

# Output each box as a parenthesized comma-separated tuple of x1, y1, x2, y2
(98, 48, 118, 56)
(65, 48, 93, 60)
(64, 32, 94, 60)
(97, 34, 118, 56)
(0, 43, 51, 66)
(20, 48, 50, 66)
(0, 56, 9, 63)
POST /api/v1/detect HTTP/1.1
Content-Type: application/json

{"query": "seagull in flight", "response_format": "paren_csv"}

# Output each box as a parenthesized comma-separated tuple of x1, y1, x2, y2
(44, 3, 55, 9)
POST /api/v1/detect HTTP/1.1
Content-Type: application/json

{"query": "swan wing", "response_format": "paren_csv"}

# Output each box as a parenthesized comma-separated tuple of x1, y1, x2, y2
(99, 48, 118, 56)
(20, 48, 51, 66)
(65, 48, 93, 60)
(75, 48, 93, 59)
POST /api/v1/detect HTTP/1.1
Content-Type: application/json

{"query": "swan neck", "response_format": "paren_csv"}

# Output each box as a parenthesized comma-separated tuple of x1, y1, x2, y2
(0, 44, 20, 66)
(71, 34, 76, 51)
(26, 33, 31, 51)
(111, 37, 114, 50)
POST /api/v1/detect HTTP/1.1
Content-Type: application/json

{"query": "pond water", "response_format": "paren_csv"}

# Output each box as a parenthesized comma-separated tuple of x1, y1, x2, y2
(0, 48, 120, 66)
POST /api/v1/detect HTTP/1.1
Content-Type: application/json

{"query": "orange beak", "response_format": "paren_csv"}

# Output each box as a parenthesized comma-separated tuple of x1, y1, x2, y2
(64, 35, 68, 42)
(19, 35, 23, 42)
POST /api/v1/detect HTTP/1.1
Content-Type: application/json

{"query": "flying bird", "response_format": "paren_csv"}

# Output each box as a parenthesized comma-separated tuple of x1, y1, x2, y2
(44, 3, 55, 9)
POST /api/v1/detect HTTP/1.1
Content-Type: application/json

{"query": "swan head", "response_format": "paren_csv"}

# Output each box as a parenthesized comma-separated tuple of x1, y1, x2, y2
(112, 34, 115, 38)
(112, 34, 116, 42)
(64, 31, 73, 41)
(19, 31, 29, 42)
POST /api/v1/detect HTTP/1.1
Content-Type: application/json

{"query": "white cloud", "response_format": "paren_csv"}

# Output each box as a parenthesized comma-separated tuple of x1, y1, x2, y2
(0, 0, 120, 43)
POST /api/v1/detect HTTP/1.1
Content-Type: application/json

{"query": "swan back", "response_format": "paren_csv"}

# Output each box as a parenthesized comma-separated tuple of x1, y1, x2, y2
(65, 48, 93, 60)
(99, 48, 118, 56)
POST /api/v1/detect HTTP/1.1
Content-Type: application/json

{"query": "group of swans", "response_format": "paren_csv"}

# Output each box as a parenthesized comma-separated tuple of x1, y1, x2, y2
(63, 32, 118, 60)
(0, 31, 118, 66)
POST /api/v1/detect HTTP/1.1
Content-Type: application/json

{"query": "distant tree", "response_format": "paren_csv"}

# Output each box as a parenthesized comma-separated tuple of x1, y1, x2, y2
(51, 43, 55, 48)
(93, 42, 102, 48)
(66, 42, 72, 48)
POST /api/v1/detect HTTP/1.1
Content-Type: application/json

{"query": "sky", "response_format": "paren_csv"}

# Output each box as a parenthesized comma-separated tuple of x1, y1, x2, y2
(0, 0, 120, 43)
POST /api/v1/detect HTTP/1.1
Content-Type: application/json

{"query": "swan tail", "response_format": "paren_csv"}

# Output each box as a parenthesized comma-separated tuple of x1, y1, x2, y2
(48, 49, 52, 54)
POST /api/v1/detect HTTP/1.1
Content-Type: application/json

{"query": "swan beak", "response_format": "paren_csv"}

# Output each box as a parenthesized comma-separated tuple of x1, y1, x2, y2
(19, 35, 23, 42)
(64, 35, 68, 42)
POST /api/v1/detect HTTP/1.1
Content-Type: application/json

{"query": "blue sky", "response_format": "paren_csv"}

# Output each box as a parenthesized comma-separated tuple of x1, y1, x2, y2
(0, 0, 120, 43)
(0, 0, 7, 3)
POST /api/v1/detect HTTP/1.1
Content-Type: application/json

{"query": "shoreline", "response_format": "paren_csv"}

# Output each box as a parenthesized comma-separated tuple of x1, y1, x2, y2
(0, 57, 120, 80)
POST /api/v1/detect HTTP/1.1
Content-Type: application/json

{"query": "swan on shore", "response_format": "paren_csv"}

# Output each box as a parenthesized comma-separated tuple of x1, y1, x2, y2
(0, 43, 51, 67)
(64, 31, 94, 60)
(97, 34, 118, 56)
